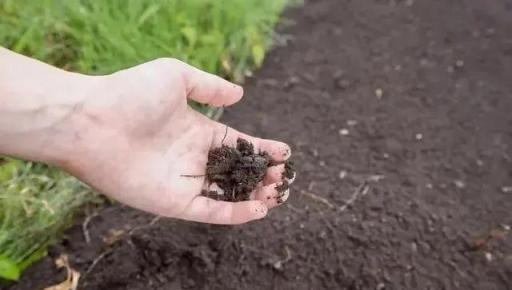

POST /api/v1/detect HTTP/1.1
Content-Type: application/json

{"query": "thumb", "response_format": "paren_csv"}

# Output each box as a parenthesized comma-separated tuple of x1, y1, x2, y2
(177, 60, 244, 107)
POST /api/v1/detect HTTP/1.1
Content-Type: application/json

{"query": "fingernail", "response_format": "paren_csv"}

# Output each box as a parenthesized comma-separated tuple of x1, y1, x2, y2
(276, 189, 290, 204)
(287, 172, 297, 184)
(232, 84, 244, 97)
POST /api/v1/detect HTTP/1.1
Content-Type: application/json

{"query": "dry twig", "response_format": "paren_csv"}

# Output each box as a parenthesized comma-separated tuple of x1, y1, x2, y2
(300, 190, 334, 208)
(339, 182, 370, 212)
(82, 210, 100, 244)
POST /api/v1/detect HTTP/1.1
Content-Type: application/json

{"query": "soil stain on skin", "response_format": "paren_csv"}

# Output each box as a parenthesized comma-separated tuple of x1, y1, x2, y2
(202, 138, 295, 202)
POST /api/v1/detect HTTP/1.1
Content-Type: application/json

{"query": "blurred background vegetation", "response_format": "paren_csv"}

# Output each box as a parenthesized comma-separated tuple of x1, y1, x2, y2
(0, 0, 291, 281)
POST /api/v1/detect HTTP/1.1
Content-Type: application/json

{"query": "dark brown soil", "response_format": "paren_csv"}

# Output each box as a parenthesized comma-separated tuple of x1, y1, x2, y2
(8, 0, 512, 289)
(202, 138, 272, 202)
(283, 161, 295, 180)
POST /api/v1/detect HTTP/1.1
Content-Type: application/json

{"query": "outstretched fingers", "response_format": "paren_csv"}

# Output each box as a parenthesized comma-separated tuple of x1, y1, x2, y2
(211, 123, 291, 162)
(178, 196, 268, 224)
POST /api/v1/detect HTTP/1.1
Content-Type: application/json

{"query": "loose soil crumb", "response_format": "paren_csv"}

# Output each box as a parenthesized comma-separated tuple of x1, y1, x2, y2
(202, 138, 295, 202)
(283, 161, 295, 180)
(275, 180, 289, 194)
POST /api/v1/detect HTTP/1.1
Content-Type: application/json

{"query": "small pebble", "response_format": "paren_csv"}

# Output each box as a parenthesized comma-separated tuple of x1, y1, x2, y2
(375, 88, 383, 99)
(415, 133, 423, 140)
(288, 76, 300, 85)
(454, 180, 466, 189)
(339, 128, 350, 136)
(339, 170, 347, 179)
(501, 186, 512, 193)
(273, 261, 283, 270)
(455, 60, 464, 67)
(368, 175, 385, 182)
(336, 79, 351, 90)
(485, 252, 493, 262)
(347, 120, 358, 126)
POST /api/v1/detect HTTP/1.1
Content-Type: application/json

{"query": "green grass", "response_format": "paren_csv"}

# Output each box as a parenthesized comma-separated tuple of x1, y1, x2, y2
(0, 0, 287, 78)
(0, 0, 290, 281)
(0, 159, 95, 281)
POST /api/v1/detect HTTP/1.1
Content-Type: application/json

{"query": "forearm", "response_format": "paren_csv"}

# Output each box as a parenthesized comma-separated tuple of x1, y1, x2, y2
(0, 47, 90, 165)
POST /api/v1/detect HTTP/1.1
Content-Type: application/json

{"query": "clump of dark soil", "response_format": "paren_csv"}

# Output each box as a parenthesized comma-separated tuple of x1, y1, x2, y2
(202, 138, 294, 202)
(283, 160, 295, 180)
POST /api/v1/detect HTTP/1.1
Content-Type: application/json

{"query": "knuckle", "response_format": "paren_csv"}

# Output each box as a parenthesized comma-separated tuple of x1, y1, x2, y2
(155, 57, 183, 70)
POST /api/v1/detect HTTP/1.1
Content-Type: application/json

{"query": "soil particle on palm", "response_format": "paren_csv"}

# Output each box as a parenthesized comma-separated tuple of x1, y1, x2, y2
(202, 138, 295, 202)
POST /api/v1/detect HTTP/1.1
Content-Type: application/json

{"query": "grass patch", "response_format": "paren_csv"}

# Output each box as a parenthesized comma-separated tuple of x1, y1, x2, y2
(0, 0, 291, 281)
(0, 0, 288, 79)
(0, 160, 95, 281)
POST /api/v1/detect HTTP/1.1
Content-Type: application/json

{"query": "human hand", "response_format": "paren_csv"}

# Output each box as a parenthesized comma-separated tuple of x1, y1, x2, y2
(61, 58, 292, 224)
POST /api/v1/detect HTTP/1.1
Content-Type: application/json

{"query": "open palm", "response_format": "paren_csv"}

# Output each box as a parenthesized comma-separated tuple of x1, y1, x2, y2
(65, 59, 291, 224)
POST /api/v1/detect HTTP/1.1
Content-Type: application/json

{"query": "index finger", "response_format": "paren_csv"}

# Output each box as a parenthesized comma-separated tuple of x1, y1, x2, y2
(212, 123, 291, 162)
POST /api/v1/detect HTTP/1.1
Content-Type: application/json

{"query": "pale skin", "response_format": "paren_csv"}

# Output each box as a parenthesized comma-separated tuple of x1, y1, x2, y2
(0, 47, 292, 225)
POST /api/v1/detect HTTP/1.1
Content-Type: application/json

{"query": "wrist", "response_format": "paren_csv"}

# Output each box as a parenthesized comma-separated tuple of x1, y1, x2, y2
(0, 68, 95, 166)
(40, 72, 97, 167)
